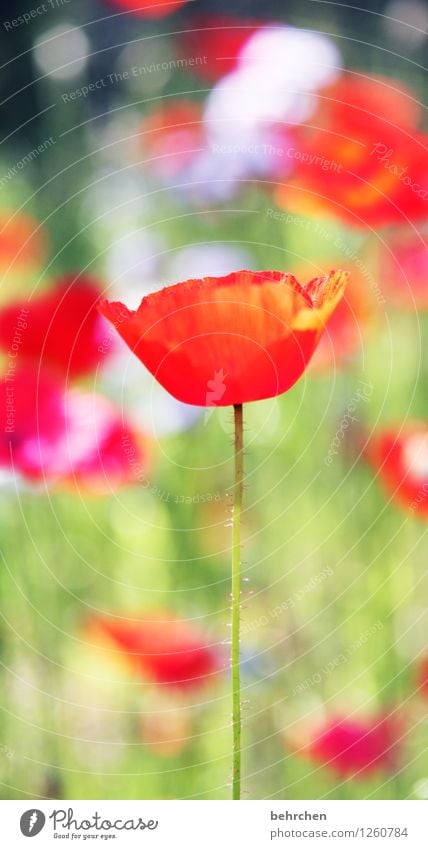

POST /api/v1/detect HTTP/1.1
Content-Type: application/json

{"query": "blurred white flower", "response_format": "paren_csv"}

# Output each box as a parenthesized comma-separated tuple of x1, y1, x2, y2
(167, 244, 254, 281)
(239, 26, 342, 90)
(205, 66, 311, 141)
(106, 230, 165, 300)
(181, 100, 294, 200)
(205, 26, 342, 148)
(33, 24, 90, 81)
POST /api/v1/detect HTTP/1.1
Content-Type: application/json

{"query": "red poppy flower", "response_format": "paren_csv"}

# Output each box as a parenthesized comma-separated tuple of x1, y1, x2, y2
(290, 264, 374, 371)
(379, 232, 428, 310)
(275, 76, 428, 227)
(107, 0, 189, 18)
(136, 101, 203, 180)
(178, 15, 260, 81)
(0, 276, 112, 380)
(0, 366, 147, 493)
(297, 714, 401, 777)
(366, 423, 428, 517)
(90, 615, 224, 690)
(0, 211, 47, 271)
(99, 269, 348, 406)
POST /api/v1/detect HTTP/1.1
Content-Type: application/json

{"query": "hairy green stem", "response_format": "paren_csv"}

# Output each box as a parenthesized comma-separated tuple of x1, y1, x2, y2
(232, 403, 243, 799)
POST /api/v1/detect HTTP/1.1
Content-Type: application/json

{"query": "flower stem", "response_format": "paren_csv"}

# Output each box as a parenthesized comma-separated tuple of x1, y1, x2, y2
(232, 403, 243, 800)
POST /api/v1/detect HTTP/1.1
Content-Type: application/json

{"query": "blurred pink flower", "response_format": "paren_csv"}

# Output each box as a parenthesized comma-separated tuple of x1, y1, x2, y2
(0, 366, 148, 494)
(379, 231, 428, 310)
(294, 714, 402, 778)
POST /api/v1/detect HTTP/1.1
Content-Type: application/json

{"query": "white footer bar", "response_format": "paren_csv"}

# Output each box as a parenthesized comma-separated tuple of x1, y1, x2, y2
(2, 800, 426, 848)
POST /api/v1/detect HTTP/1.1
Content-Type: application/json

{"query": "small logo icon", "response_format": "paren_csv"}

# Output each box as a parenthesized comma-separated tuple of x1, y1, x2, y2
(204, 369, 227, 424)
(20, 810, 46, 837)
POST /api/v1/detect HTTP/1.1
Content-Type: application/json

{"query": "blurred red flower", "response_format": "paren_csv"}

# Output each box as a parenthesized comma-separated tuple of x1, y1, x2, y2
(0, 366, 147, 493)
(297, 714, 401, 777)
(0, 276, 112, 380)
(99, 269, 348, 406)
(0, 211, 48, 271)
(107, 0, 189, 18)
(366, 423, 428, 517)
(90, 615, 224, 690)
(178, 15, 260, 81)
(379, 232, 428, 310)
(275, 74, 428, 228)
(313, 73, 423, 132)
